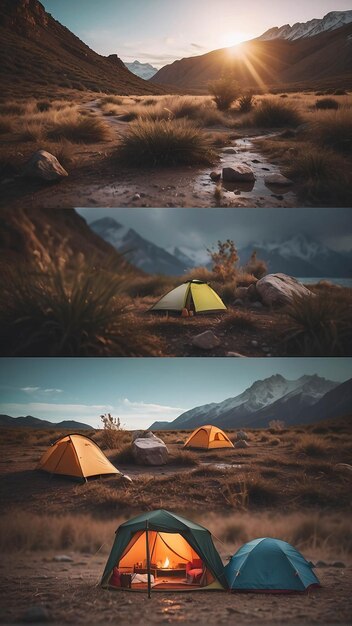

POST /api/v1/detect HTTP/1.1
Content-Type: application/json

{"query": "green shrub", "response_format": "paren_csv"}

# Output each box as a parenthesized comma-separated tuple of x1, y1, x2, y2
(208, 78, 241, 111)
(252, 99, 302, 127)
(116, 118, 215, 167)
(315, 98, 339, 110)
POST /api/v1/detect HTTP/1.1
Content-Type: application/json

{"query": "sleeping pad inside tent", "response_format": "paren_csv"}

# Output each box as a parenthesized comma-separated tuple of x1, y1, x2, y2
(101, 509, 227, 592)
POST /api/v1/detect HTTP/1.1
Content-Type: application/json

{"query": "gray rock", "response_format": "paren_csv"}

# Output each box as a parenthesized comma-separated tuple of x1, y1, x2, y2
(131, 429, 157, 441)
(237, 431, 249, 441)
(234, 440, 249, 448)
(332, 561, 346, 568)
(256, 273, 313, 307)
(315, 560, 328, 568)
(53, 555, 73, 562)
(251, 301, 264, 309)
(132, 436, 169, 466)
(222, 148, 236, 154)
(22, 150, 68, 182)
(22, 606, 50, 622)
(223, 164, 255, 183)
(227, 351, 245, 357)
(234, 298, 244, 307)
(251, 340, 258, 347)
(132, 193, 141, 200)
(119, 474, 133, 484)
(264, 173, 293, 186)
(210, 171, 221, 182)
(262, 346, 270, 353)
(192, 330, 220, 350)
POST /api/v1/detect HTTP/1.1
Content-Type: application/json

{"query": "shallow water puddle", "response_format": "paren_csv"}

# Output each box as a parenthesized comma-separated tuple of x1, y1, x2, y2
(201, 463, 242, 469)
(195, 134, 297, 204)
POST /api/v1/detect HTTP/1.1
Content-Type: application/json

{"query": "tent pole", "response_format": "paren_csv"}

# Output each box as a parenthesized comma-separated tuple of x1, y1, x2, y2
(145, 520, 152, 599)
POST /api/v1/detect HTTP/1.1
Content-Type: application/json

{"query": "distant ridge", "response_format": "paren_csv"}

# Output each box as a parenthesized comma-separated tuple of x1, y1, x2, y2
(0, 414, 93, 430)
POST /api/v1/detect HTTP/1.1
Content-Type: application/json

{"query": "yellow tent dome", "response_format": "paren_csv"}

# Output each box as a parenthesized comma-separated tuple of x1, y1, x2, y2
(150, 280, 226, 314)
(184, 425, 234, 450)
(37, 433, 120, 480)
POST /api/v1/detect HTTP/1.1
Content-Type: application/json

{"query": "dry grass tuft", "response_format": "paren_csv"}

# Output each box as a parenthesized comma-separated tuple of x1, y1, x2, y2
(252, 99, 303, 127)
(295, 434, 328, 457)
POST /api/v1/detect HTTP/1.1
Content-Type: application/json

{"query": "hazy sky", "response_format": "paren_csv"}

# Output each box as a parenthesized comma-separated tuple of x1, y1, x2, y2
(41, 1, 352, 67)
(1, 358, 351, 430)
(77, 208, 352, 252)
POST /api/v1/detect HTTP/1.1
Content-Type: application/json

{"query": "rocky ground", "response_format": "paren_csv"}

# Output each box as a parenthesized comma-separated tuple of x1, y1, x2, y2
(1, 101, 299, 210)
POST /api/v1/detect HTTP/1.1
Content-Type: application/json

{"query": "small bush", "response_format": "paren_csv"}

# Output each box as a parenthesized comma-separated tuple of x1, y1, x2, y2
(308, 110, 352, 154)
(334, 89, 347, 96)
(315, 98, 339, 110)
(170, 451, 198, 466)
(37, 100, 51, 112)
(252, 99, 302, 127)
(100, 413, 125, 449)
(242, 250, 267, 279)
(238, 93, 254, 113)
(208, 78, 241, 111)
(116, 118, 215, 167)
(295, 434, 327, 457)
(48, 114, 111, 143)
(284, 291, 352, 355)
(220, 310, 257, 330)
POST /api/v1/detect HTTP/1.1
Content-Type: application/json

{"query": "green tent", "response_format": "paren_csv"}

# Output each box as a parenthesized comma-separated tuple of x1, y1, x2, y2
(101, 509, 227, 593)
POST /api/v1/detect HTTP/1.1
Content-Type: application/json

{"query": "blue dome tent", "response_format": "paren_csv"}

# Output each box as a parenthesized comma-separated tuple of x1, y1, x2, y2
(225, 538, 321, 593)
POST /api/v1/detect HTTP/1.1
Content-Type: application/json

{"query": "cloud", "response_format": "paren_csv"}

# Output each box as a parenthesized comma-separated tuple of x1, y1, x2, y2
(191, 42, 204, 49)
(20, 387, 63, 394)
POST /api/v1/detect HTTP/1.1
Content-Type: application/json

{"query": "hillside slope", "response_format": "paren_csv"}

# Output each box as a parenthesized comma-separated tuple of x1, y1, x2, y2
(0, 415, 93, 430)
(0, 0, 164, 97)
(152, 24, 352, 91)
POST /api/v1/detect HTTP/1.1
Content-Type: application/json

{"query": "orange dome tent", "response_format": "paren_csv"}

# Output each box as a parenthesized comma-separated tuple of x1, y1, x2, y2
(37, 433, 120, 481)
(184, 425, 234, 450)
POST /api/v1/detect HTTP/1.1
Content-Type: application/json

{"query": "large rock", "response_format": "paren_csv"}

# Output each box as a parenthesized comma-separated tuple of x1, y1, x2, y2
(255, 273, 312, 307)
(22, 150, 68, 181)
(234, 440, 249, 448)
(192, 330, 220, 350)
(236, 431, 249, 441)
(222, 164, 255, 183)
(132, 436, 169, 466)
(131, 430, 156, 442)
(264, 173, 293, 186)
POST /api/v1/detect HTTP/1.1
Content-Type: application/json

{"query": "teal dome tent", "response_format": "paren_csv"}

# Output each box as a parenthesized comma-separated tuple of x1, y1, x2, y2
(225, 538, 321, 593)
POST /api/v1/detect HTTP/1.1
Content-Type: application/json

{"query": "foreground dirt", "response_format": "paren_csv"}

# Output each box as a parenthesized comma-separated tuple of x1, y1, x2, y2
(0, 552, 351, 625)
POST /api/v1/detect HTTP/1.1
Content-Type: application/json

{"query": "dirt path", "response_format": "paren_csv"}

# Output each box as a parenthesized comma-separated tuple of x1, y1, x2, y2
(1, 552, 351, 625)
(1, 101, 299, 210)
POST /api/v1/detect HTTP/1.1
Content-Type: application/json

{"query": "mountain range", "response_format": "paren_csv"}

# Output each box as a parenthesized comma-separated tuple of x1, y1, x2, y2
(150, 375, 352, 430)
(152, 12, 352, 90)
(89, 217, 352, 278)
(125, 60, 158, 80)
(0, 0, 164, 97)
(258, 10, 352, 41)
(0, 415, 93, 430)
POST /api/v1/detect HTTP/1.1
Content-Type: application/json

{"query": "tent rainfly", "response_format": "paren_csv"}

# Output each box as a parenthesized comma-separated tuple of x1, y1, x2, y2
(184, 425, 234, 450)
(37, 433, 120, 481)
(150, 280, 226, 314)
(225, 538, 321, 593)
(101, 509, 227, 594)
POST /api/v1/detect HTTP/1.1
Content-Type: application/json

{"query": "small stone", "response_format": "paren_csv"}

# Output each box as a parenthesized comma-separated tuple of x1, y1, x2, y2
(132, 193, 141, 200)
(210, 171, 221, 182)
(315, 561, 328, 568)
(262, 346, 270, 353)
(235, 440, 249, 448)
(234, 298, 244, 306)
(251, 159, 261, 163)
(251, 340, 258, 347)
(226, 351, 245, 357)
(265, 173, 293, 186)
(53, 555, 73, 562)
(22, 150, 68, 182)
(332, 561, 345, 568)
(22, 606, 50, 623)
(119, 474, 133, 484)
(192, 330, 220, 350)
(222, 148, 236, 154)
(251, 301, 263, 309)
(223, 164, 255, 183)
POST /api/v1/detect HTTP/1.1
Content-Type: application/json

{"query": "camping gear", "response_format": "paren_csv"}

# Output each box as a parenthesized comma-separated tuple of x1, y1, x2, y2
(184, 425, 234, 450)
(150, 279, 226, 314)
(36, 433, 120, 481)
(225, 538, 321, 593)
(120, 573, 132, 589)
(101, 509, 227, 594)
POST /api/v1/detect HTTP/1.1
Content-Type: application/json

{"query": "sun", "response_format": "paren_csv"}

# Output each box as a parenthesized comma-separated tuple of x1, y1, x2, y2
(222, 31, 248, 48)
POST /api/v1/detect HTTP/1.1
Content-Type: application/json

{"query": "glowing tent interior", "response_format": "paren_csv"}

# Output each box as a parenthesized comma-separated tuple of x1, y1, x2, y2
(101, 510, 227, 593)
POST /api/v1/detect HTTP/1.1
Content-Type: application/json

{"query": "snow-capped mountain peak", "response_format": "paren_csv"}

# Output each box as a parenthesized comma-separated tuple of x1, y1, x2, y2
(258, 10, 352, 41)
(124, 60, 158, 80)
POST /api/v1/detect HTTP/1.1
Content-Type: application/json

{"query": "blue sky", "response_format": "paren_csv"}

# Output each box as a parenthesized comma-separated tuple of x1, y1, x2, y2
(0, 358, 351, 429)
(41, 1, 352, 67)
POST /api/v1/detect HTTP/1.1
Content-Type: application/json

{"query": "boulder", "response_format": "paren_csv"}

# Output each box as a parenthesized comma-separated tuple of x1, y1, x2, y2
(192, 330, 220, 350)
(222, 164, 255, 183)
(22, 150, 68, 181)
(236, 431, 249, 441)
(132, 436, 169, 466)
(234, 440, 249, 448)
(264, 173, 293, 186)
(255, 273, 312, 307)
(131, 430, 156, 442)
